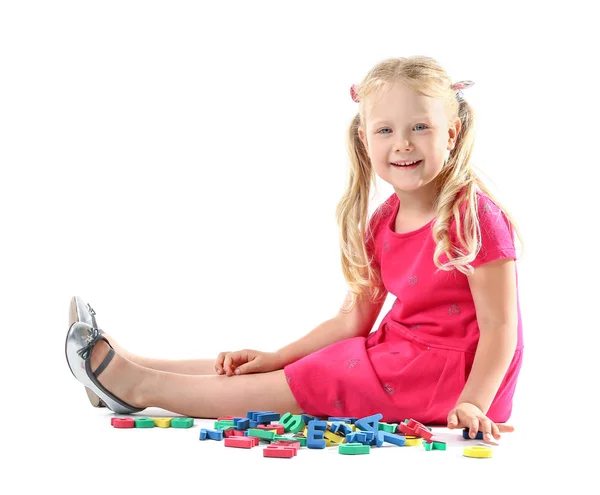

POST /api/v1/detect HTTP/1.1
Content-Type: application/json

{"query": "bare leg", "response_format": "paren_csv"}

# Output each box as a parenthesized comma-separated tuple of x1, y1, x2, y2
(102, 332, 218, 375)
(90, 340, 302, 418)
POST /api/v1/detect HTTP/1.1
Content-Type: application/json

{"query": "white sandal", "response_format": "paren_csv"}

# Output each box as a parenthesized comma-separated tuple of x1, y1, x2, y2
(69, 296, 107, 408)
(65, 319, 145, 414)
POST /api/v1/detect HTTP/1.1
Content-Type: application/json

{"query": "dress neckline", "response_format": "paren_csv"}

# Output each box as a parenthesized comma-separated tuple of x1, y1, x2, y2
(386, 195, 436, 238)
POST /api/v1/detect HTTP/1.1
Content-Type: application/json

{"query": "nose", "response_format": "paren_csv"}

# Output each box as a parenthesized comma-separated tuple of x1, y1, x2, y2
(395, 138, 413, 152)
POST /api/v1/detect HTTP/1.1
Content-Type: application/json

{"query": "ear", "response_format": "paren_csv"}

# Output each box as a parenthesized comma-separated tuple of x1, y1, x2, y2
(447, 117, 461, 150)
(358, 126, 369, 153)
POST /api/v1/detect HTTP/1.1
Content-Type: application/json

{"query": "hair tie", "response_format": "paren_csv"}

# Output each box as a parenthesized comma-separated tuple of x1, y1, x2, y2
(450, 80, 474, 102)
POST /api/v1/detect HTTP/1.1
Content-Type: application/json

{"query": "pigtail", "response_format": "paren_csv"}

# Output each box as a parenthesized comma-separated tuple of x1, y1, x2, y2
(432, 97, 480, 274)
(433, 98, 524, 273)
(335, 113, 386, 311)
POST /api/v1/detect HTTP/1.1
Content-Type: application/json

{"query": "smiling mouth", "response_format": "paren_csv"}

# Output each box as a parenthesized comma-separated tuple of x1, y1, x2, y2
(391, 160, 423, 169)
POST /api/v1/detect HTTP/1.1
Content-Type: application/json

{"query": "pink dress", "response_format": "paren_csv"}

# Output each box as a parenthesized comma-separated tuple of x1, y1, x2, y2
(284, 190, 523, 425)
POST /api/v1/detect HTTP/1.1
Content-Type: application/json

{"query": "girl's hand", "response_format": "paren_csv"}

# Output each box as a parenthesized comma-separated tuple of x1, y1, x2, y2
(447, 402, 515, 442)
(215, 349, 284, 376)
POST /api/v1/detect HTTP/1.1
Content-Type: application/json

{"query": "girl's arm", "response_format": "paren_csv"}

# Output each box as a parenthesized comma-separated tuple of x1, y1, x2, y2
(276, 290, 386, 367)
(218, 289, 387, 376)
(456, 258, 518, 412)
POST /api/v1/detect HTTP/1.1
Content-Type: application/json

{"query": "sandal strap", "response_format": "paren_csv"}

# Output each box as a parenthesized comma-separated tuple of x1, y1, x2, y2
(93, 344, 115, 378)
(77, 325, 142, 413)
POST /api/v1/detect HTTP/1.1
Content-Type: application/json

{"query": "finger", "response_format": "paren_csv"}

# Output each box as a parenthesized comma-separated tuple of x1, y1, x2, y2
(215, 352, 230, 374)
(479, 417, 493, 442)
(226, 351, 250, 376)
(223, 353, 237, 376)
(468, 416, 479, 439)
(491, 422, 501, 440)
(496, 423, 515, 433)
(234, 363, 248, 375)
(447, 411, 459, 429)
(235, 357, 258, 375)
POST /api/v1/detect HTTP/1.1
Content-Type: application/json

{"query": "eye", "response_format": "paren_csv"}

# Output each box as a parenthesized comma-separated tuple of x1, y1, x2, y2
(376, 124, 429, 134)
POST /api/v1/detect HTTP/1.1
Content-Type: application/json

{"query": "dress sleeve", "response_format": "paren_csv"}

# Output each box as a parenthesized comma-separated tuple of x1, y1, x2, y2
(472, 194, 517, 268)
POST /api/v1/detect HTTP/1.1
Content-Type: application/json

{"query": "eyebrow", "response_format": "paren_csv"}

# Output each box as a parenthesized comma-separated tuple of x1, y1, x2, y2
(372, 116, 432, 125)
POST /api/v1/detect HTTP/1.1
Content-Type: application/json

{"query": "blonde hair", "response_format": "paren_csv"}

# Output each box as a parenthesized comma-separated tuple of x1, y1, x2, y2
(335, 55, 524, 311)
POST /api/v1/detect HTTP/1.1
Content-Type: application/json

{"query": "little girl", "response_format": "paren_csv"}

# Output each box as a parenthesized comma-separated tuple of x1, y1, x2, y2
(65, 55, 523, 442)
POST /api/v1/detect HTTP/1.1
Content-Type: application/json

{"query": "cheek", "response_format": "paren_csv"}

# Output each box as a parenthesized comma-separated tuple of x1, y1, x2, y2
(435, 134, 448, 149)
(366, 142, 382, 159)
(372, 141, 388, 155)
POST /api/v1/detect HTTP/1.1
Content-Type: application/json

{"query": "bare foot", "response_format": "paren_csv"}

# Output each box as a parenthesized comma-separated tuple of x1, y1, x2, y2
(89, 340, 147, 408)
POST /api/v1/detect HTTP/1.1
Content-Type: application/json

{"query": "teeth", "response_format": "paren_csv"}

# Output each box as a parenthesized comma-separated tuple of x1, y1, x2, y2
(393, 160, 420, 166)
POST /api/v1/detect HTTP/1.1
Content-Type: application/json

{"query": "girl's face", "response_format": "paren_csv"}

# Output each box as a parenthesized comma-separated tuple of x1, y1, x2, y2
(358, 83, 460, 196)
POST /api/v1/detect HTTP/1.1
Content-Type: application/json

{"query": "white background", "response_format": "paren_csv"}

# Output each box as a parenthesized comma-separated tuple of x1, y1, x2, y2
(1, 0, 597, 492)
